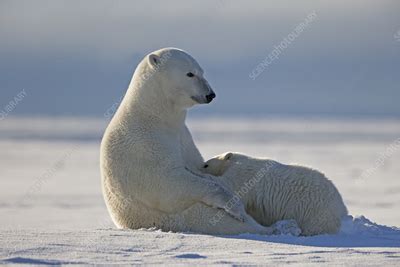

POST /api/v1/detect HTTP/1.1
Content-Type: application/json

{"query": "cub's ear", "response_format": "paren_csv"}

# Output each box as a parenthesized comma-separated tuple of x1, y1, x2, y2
(224, 152, 233, 160)
(148, 54, 161, 68)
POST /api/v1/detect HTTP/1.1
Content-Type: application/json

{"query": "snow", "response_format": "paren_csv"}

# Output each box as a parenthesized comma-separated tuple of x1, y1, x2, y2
(1, 116, 400, 265)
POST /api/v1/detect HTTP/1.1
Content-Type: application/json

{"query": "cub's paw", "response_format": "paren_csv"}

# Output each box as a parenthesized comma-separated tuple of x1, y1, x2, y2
(271, 219, 302, 236)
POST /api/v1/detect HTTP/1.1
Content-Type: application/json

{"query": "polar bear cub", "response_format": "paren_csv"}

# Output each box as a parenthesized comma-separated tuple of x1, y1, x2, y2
(202, 152, 348, 235)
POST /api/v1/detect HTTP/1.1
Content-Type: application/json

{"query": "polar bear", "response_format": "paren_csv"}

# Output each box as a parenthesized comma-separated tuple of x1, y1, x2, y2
(100, 48, 276, 235)
(202, 152, 348, 235)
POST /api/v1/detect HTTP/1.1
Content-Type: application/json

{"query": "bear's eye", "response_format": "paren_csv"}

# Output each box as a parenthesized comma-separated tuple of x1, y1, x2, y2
(186, 72, 194, 77)
(204, 164, 209, 168)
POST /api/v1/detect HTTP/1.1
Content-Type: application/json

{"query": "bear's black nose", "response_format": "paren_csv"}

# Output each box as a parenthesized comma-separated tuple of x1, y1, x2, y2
(206, 93, 216, 103)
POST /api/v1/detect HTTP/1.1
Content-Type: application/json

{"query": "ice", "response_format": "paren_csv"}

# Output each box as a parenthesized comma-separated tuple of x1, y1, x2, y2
(1, 116, 399, 265)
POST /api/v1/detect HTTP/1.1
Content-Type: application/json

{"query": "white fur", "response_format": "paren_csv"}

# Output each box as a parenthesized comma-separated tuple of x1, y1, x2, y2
(203, 152, 348, 235)
(100, 48, 272, 235)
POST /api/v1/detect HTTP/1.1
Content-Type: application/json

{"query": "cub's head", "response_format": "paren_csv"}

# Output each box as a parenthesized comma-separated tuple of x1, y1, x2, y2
(202, 152, 249, 176)
(145, 48, 215, 109)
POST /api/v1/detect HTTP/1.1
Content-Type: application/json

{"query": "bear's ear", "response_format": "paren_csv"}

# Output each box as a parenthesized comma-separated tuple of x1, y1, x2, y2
(148, 54, 161, 68)
(224, 152, 233, 160)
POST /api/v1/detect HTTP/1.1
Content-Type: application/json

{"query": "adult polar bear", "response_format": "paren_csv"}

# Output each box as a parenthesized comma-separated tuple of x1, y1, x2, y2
(100, 48, 273, 235)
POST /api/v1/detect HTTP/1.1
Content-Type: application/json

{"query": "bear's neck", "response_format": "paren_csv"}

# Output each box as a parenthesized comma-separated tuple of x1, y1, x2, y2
(119, 78, 187, 129)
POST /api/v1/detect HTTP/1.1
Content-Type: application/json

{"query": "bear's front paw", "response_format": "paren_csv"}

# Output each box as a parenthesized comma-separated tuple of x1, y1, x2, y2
(202, 186, 247, 222)
(223, 202, 247, 222)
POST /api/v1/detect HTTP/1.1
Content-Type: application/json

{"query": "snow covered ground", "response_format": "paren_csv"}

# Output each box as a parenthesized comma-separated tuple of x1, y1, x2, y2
(1, 116, 400, 265)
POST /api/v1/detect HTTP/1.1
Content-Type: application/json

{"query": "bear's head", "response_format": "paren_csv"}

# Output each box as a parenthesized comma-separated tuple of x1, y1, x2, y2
(144, 48, 215, 109)
(202, 152, 248, 176)
(203, 152, 280, 178)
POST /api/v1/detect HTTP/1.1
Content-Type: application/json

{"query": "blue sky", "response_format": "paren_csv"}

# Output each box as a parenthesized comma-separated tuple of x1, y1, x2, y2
(1, 0, 399, 117)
